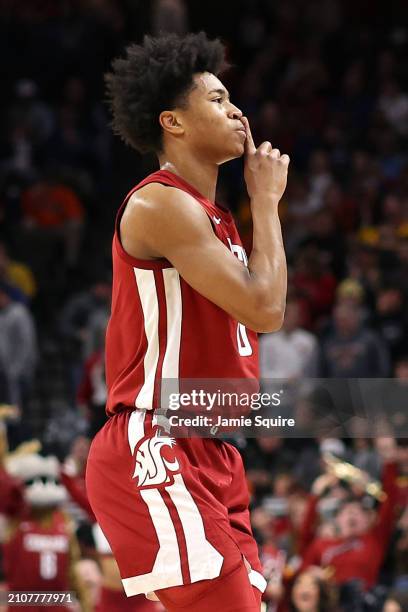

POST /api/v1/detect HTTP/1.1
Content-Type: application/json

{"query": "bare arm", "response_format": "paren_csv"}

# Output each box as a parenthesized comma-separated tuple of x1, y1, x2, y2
(243, 116, 288, 331)
(120, 120, 288, 333)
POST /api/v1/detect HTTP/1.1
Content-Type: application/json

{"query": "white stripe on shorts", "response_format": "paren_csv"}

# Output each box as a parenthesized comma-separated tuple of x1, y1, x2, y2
(249, 569, 267, 593)
(124, 410, 224, 596)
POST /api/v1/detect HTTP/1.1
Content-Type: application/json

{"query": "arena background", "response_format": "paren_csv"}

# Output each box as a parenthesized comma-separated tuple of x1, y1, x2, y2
(0, 1, 407, 611)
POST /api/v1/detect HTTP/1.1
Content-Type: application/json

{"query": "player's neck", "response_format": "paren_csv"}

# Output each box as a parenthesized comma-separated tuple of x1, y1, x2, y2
(158, 155, 218, 203)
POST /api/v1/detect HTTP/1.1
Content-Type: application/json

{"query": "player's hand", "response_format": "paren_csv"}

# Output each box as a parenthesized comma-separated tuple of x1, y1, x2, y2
(242, 116, 289, 202)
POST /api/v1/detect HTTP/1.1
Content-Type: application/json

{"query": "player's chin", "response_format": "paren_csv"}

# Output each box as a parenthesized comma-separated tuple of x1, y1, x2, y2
(220, 143, 245, 163)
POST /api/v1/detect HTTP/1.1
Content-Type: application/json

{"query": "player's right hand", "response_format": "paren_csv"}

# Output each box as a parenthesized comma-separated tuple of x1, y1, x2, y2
(242, 116, 289, 202)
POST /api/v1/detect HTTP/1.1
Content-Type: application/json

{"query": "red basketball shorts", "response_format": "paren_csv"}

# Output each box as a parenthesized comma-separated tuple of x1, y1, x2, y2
(96, 586, 163, 612)
(85, 410, 266, 607)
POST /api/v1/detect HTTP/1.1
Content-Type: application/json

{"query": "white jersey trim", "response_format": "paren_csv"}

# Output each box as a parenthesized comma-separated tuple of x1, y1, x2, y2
(133, 268, 160, 409)
(161, 268, 182, 381)
(159, 268, 182, 421)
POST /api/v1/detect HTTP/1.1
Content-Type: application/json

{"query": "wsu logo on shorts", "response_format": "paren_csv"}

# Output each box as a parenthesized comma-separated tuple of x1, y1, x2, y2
(132, 433, 181, 489)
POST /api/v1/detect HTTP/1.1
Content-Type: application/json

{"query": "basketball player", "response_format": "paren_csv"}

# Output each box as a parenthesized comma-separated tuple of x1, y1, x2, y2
(86, 32, 289, 612)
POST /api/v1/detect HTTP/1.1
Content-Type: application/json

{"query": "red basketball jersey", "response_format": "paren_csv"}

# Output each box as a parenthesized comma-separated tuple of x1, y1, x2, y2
(105, 170, 258, 416)
(3, 511, 71, 592)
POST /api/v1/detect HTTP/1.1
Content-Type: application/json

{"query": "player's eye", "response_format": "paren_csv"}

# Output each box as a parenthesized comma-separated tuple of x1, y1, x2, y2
(212, 98, 222, 104)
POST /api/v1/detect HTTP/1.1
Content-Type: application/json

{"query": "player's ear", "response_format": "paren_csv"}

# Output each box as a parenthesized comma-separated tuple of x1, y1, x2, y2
(159, 111, 184, 136)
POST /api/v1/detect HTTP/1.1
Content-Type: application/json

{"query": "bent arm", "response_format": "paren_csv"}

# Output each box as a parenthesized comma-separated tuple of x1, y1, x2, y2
(121, 184, 286, 332)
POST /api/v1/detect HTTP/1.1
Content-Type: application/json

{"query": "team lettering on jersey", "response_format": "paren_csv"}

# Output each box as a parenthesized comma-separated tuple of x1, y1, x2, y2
(23, 533, 69, 553)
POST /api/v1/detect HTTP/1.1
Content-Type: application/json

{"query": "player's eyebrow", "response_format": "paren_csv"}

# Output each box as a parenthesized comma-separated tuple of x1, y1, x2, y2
(208, 88, 230, 99)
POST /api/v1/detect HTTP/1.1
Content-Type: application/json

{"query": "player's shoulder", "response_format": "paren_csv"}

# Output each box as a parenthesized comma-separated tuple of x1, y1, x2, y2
(124, 181, 210, 227)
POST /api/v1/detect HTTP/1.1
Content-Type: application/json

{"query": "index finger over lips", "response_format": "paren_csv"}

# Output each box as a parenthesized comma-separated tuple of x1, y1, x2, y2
(242, 116, 256, 155)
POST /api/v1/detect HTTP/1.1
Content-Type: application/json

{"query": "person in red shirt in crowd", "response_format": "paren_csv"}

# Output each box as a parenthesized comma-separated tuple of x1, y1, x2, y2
(0, 434, 91, 611)
(375, 437, 408, 520)
(77, 348, 107, 437)
(298, 453, 399, 592)
(292, 245, 337, 328)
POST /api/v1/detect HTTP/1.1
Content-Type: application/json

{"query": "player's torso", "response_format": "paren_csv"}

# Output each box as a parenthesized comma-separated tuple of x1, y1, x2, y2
(3, 512, 70, 591)
(105, 170, 259, 414)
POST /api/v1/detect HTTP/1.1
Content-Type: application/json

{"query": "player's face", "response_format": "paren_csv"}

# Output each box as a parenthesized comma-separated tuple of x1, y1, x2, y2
(180, 72, 246, 164)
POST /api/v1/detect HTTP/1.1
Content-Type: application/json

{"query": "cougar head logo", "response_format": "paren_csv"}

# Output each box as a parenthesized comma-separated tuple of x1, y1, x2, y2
(133, 434, 180, 489)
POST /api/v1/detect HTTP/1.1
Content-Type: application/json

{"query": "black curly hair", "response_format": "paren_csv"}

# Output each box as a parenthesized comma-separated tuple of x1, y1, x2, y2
(105, 32, 228, 154)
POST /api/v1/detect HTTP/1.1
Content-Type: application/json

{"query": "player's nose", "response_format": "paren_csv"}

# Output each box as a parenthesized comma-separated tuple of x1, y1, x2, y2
(227, 103, 243, 120)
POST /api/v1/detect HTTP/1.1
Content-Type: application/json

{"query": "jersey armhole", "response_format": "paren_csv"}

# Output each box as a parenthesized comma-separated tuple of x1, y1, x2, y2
(114, 182, 174, 270)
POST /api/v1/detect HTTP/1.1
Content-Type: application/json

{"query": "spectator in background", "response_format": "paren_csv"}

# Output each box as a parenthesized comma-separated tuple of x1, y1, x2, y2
(396, 238, 408, 295)
(303, 209, 346, 278)
(374, 286, 407, 361)
(77, 342, 107, 437)
(292, 246, 337, 329)
(152, 0, 188, 35)
(8, 79, 55, 149)
(320, 304, 390, 377)
(58, 276, 110, 398)
(0, 79, 54, 182)
(0, 241, 36, 302)
(244, 438, 296, 501)
(378, 79, 408, 137)
(347, 244, 383, 309)
(350, 437, 382, 482)
(335, 279, 364, 308)
(21, 170, 84, 270)
(60, 435, 92, 526)
(300, 459, 399, 594)
(260, 298, 319, 379)
(306, 151, 333, 215)
(290, 569, 338, 612)
(382, 592, 408, 612)
(59, 276, 110, 361)
(49, 76, 111, 182)
(250, 505, 285, 609)
(0, 282, 37, 406)
(374, 437, 408, 532)
(324, 181, 359, 235)
(333, 278, 371, 329)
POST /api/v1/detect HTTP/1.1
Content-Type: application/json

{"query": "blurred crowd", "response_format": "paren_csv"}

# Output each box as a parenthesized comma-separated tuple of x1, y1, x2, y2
(0, 0, 407, 610)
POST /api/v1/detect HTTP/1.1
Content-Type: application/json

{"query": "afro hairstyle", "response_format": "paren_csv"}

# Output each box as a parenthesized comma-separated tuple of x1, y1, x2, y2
(105, 32, 228, 154)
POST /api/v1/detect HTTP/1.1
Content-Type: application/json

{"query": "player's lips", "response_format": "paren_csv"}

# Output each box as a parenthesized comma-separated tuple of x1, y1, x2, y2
(235, 128, 247, 138)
